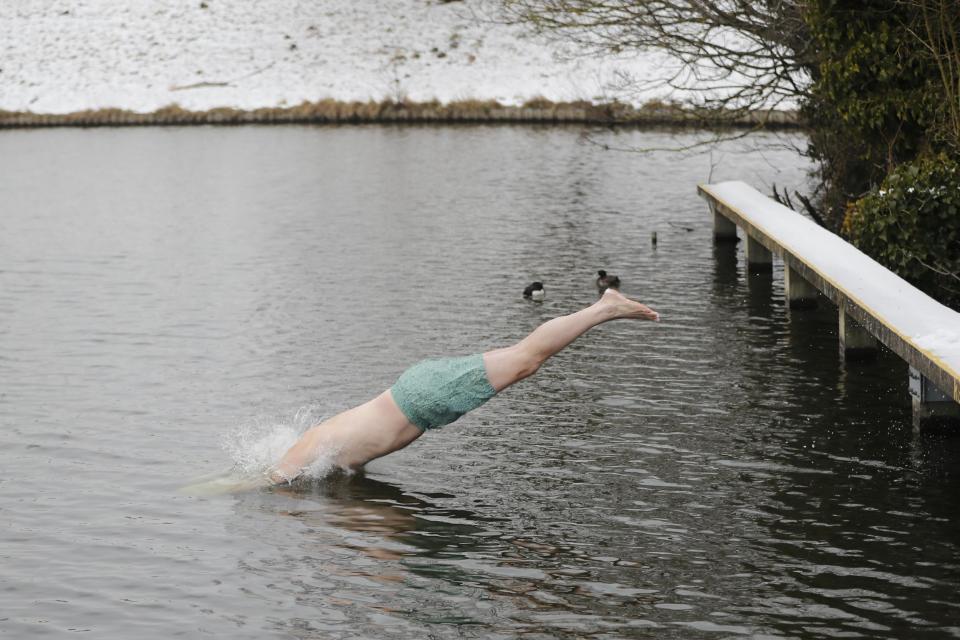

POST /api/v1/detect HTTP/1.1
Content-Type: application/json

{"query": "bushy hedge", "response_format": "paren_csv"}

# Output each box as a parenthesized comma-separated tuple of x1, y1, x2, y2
(802, 0, 941, 230)
(844, 154, 960, 308)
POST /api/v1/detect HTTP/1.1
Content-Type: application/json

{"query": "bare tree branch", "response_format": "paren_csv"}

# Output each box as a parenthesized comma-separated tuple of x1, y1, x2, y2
(496, 0, 813, 119)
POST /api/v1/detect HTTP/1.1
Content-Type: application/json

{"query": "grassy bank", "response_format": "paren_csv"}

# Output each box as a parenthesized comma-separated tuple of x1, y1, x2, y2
(0, 98, 799, 129)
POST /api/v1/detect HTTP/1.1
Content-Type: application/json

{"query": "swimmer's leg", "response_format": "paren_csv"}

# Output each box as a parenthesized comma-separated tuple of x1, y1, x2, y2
(482, 288, 658, 391)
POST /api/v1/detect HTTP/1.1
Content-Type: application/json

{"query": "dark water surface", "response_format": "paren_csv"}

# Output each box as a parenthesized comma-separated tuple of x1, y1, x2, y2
(2, 126, 959, 639)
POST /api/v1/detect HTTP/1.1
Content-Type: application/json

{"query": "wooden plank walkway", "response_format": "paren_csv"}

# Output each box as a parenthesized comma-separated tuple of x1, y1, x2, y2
(698, 181, 960, 411)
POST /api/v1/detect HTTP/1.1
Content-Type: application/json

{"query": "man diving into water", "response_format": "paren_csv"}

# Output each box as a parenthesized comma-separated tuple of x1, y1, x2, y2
(266, 288, 659, 484)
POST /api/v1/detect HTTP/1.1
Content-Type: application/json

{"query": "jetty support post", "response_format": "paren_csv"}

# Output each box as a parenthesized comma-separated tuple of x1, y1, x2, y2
(784, 265, 819, 309)
(910, 367, 960, 431)
(711, 202, 737, 242)
(745, 235, 773, 273)
(839, 305, 878, 361)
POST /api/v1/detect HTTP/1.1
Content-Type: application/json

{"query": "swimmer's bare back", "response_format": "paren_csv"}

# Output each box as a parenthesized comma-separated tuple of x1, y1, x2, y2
(268, 288, 659, 484)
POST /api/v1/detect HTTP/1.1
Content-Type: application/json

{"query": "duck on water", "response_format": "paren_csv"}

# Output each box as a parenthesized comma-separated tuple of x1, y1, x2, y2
(523, 282, 545, 301)
(596, 270, 621, 293)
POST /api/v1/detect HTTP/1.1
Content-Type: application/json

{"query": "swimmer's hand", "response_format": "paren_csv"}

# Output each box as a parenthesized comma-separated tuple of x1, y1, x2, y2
(267, 462, 304, 486)
(267, 469, 299, 485)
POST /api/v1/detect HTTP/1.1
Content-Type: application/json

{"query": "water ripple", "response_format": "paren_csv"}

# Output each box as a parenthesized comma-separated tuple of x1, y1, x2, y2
(1, 126, 958, 639)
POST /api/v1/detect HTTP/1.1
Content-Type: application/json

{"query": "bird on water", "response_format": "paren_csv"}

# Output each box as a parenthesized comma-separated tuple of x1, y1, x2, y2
(596, 270, 621, 293)
(523, 282, 545, 301)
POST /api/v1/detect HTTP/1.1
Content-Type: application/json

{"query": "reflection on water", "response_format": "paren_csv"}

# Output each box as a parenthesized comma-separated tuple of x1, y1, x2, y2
(233, 474, 668, 637)
(1, 125, 959, 639)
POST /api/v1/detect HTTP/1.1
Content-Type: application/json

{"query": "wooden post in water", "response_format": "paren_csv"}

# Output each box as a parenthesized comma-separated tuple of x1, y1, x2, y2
(910, 367, 960, 431)
(785, 265, 818, 309)
(839, 307, 877, 360)
(745, 236, 772, 273)
(711, 203, 737, 242)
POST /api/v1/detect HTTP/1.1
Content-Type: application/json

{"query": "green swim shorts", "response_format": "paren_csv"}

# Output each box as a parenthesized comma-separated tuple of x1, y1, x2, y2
(390, 353, 497, 430)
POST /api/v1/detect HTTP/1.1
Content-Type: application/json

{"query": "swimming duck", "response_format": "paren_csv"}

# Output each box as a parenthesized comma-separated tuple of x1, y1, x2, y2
(596, 270, 621, 293)
(523, 281, 545, 301)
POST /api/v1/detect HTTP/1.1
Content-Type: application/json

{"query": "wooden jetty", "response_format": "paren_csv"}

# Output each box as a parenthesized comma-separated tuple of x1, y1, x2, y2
(699, 181, 960, 430)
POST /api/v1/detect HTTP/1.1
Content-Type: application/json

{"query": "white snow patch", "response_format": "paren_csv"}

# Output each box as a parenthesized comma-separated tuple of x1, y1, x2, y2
(914, 329, 960, 357)
(1, 0, 681, 114)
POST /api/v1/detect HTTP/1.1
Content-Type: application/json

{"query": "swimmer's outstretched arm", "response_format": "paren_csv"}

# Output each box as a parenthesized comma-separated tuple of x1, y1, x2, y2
(268, 288, 658, 483)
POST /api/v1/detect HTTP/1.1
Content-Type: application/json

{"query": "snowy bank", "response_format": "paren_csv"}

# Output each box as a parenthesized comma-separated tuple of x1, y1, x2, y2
(2, 0, 688, 115)
(1, 0, 798, 125)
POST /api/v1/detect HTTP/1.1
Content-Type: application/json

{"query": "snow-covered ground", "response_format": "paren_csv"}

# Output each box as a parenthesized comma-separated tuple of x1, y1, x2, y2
(0, 0, 677, 114)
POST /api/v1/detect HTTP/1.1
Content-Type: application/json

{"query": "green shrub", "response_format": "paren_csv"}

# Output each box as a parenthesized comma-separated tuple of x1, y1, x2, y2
(802, 0, 942, 230)
(845, 154, 960, 308)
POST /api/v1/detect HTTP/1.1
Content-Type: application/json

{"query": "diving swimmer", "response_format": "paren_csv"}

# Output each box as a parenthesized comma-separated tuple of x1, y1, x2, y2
(267, 287, 659, 484)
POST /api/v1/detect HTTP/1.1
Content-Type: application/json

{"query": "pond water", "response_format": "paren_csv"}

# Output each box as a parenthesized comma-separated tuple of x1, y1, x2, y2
(2, 125, 959, 639)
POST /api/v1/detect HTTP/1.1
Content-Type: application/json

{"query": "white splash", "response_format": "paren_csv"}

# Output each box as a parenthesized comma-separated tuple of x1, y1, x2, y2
(220, 405, 344, 480)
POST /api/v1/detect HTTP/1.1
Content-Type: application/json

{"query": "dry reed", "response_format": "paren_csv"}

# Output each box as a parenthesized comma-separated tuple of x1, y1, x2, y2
(0, 99, 799, 129)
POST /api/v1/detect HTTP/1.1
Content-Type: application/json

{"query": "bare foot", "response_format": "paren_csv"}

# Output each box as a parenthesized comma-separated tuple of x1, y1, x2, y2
(600, 287, 660, 321)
